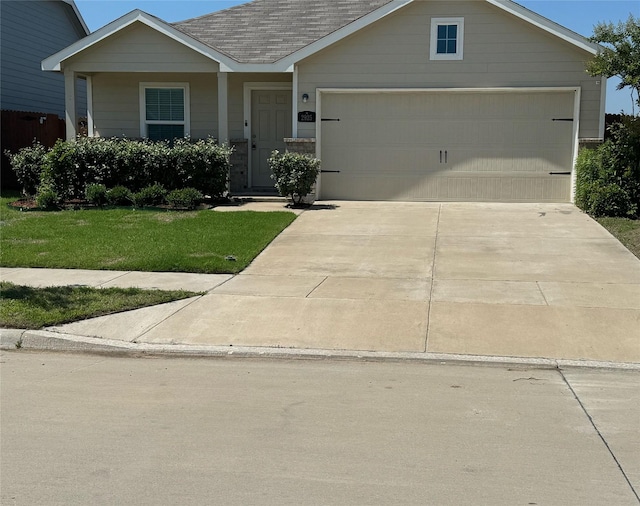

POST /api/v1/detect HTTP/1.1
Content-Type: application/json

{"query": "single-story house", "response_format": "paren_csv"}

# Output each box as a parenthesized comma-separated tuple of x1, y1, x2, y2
(43, 0, 604, 203)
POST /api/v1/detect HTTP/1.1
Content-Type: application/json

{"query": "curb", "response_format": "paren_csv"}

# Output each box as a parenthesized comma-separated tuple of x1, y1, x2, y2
(2, 329, 639, 371)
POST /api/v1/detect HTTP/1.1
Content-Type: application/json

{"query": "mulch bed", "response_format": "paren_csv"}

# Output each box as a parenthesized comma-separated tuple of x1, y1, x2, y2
(6, 197, 225, 212)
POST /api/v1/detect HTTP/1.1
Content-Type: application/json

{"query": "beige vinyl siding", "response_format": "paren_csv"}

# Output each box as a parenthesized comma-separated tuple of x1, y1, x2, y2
(297, 0, 601, 139)
(92, 73, 217, 139)
(227, 73, 293, 139)
(65, 22, 219, 74)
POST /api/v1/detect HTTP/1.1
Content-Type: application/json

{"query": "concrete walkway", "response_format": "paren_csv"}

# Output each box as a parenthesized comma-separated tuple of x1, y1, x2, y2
(2, 202, 639, 364)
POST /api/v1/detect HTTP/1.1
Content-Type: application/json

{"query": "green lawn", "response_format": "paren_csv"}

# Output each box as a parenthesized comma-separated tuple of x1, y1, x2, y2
(0, 195, 296, 273)
(597, 217, 640, 260)
(0, 281, 202, 329)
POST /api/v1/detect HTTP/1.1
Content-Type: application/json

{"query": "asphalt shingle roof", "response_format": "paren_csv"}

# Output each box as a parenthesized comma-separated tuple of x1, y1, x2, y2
(172, 0, 395, 64)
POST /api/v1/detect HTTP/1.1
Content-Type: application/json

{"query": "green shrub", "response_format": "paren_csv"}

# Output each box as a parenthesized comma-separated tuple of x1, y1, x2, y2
(169, 138, 231, 198)
(106, 186, 133, 206)
(35, 183, 60, 210)
(166, 187, 203, 210)
(75, 137, 118, 188)
(132, 183, 167, 208)
(5, 141, 47, 196)
(41, 139, 81, 200)
(608, 117, 640, 209)
(575, 148, 602, 210)
(589, 183, 634, 217)
(85, 183, 108, 207)
(118, 139, 171, 191)
(268, 150, 321, 205)
(32, 137, 231, 201)
(575, 116, 640, 218)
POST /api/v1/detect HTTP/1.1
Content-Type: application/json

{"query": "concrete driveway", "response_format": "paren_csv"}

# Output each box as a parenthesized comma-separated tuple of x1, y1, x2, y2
(130, 202, 640, 363)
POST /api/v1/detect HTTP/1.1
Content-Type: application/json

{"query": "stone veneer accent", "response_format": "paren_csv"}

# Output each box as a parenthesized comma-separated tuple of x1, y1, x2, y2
(229, 139, 248, 192)
(284, 138, 316, 156)
(579, 138, 604, 150)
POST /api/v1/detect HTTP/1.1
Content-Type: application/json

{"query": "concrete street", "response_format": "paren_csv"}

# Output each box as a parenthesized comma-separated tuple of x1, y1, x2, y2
(1, 351, 638, 505)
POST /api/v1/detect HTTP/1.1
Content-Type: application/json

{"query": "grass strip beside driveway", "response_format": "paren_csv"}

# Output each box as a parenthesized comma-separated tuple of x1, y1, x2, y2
(597, 217, 640, 260)
(1, 196, 296, 273)
(0, 282, 203, 330)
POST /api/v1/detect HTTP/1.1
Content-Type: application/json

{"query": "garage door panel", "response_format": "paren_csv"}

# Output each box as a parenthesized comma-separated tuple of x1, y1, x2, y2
(320, 91, 574, 202)
(323, 146, 444, 177)
(449, 147, 572, 173)
(322, 172, 571, 202)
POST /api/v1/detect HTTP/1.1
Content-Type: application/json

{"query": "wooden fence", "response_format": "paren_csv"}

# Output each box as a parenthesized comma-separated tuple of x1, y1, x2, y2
(1, 110, 66, 190)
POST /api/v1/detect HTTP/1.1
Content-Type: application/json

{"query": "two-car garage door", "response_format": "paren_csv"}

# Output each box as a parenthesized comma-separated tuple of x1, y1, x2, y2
(319, 90, 576, 202)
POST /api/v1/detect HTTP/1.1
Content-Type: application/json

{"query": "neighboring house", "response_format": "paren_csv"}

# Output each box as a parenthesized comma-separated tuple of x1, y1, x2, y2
(42, 0, 605, 203)
(1, 0, 88, 117)
(1, 0, 89, 188)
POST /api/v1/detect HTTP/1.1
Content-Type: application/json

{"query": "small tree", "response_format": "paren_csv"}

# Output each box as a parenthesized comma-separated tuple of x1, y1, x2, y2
(268, 151, 321, 206)
(587, 15, 640, 114)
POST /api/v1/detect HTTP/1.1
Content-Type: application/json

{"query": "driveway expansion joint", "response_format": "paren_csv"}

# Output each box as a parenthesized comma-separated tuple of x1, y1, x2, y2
(424, 204, 442, 353)
(305, 276, 329, 298)
(536, 281, 550, 306)
(134, 294, 207, 342)
(95, 270, 133, 287)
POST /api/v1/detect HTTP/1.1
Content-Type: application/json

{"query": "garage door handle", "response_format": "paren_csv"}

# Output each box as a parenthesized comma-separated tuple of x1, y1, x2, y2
(549, 171, 571, 175)
(445, 150, 448, 163)
(440, 150, 443, 163)
(321, 170, 340, 173)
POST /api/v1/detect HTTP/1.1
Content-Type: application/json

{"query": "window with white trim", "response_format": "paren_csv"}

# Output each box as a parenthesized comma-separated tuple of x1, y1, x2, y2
(139, 83, 190, 140)
(430, 18, 464, 61)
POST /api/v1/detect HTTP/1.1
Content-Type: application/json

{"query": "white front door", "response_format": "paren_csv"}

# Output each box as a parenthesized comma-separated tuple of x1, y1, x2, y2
(251, 90, 292, 188)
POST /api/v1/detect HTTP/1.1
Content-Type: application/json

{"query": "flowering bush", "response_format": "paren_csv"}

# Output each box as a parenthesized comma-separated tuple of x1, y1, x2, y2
(4, 141, 47, 196)
(268, 150, 320, 205)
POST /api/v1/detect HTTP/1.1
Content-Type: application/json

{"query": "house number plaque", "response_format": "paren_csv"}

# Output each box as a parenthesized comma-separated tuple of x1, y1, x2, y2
(298, 111, 316, 123)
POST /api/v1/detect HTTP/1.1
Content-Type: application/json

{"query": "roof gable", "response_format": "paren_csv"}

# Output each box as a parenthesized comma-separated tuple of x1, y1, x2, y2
(173, 0, 397, 64)
(42, 9, 238, 72)
(44, 0, 599, 73)
(174, 0, 598, 67)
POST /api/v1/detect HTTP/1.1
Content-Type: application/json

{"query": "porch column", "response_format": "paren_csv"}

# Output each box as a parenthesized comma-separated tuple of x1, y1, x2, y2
(86, 75, 94, 137)
(292, 65, 299, 137)
(217, 72, 229, 143)
(64, 67, 77, 140)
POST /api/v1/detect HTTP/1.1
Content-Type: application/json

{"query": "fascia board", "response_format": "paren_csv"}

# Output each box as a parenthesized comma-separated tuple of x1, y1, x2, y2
(62, 0, 90, 35)
(42, 10, 238, 72)
(487, 0, 600, 55)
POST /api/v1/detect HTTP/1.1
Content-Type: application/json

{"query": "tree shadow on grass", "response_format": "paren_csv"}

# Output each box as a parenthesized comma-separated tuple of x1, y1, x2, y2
(0, 282, 80, 311)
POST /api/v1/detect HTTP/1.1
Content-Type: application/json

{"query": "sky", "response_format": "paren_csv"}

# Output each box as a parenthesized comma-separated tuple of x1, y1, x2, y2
(74, 0, 640, 113)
